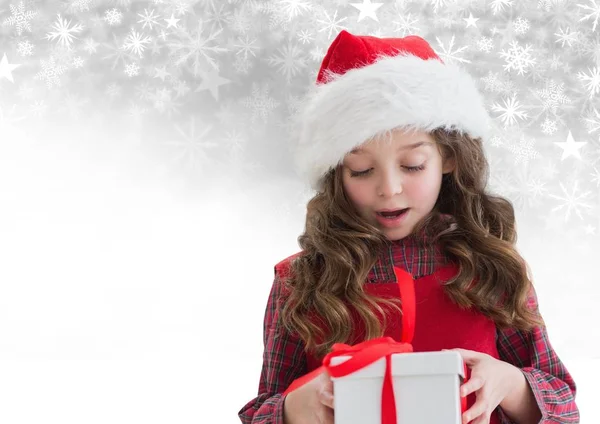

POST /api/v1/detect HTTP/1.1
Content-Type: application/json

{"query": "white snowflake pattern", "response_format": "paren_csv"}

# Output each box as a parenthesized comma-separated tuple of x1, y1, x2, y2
(266, 41, 307, 83)
(69, 0, 93, 12)
(233, 55, 252, 74)
(169, 20, 228, 76)
(491, 94, 529, 127)
(499, 41, 536, 75)
(578, 0, 600, 32)
(202, 4, 230, 32)
(549, 53, 563, 70)
(534, 79, 570, 115)
(537, 0, 550, 11)
(223, 128, 247, 159)
(541, 118, 558, 135)
(83, 37, 99, 54)
(29, 100, 47, 117)
(297, 29, 313, 44)
(126, 102, 146, 122)
(481, 71, 504, 93)
(123, 29, 152, 58)
(151, 88, 182, 117)
(392, 12, 420, 36)
(125, 63, 140, 77)
(241, 83, 280, 124)
(137, 8, 161, 30)
(429, 0, 454, 13)
(72, 56, 84, 68)
(104, 8, 123, 26)
(506, 134, 540, 165)
(16, 82, 33, 100)
(163, 118, 218, 171)
(102, 33, 135, 70)
(477, 37, 494, 53)
(583, 107, 600, 135)
(577, 67, 600, 98)
(109, 0, 133, 7)
(45, 14, 84, 49)
(277, 0, 313, 21)
(173, 1, 191, 16)
(35, 56, 67, 88)
(528, 175, 549, 199)
(229, 7, 252, 34)
(316, 9, 348, 39)
(17, 40, 34, 57)
(513, 17, 530, 35)
(308, 45, 325, 62)
(105, 83, 122, 99)
(490, 0, 514, 15)
(173, 79, 190, 98)
(548, 180, 593, 221)
(3, 1, 38, 36)
(591, 167, 600, 187)
(499, 164, 545, 211)
(555, 27, 579, 47)
(575, 33, 600, 65)
(234, 35, 259, 59)
(435, 35, 471, 64)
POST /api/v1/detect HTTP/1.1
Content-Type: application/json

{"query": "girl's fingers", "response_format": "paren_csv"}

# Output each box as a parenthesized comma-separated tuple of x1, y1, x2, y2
(470, 413, 491, 424)
(460, 376, 485, 397)
(324, 376, 334, 393)
(322, 404, 335, 424)
(319, 388, 334, 409)
(450, 348, 482, 366)
(462, 396, 489, 424)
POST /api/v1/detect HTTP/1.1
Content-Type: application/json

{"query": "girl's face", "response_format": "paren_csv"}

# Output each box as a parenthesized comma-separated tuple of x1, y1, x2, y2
(341, 129, 454, 241)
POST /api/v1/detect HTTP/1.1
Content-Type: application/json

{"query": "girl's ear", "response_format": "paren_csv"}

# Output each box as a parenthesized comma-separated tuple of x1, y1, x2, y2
(442, 156, 456, 174)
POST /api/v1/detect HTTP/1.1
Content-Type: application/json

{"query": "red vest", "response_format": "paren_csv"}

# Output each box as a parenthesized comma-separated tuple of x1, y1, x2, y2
(301, 261, 501, 424)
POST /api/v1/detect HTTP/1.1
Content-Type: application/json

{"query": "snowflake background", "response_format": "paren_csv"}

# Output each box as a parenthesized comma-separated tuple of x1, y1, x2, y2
(0, 0, 598, 422)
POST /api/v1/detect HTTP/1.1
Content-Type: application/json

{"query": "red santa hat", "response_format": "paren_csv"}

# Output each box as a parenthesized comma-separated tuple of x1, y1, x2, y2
(292, 30, 491, 192)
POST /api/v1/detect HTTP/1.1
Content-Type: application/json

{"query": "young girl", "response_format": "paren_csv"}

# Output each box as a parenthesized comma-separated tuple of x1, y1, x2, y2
(238, 30, 578, 424)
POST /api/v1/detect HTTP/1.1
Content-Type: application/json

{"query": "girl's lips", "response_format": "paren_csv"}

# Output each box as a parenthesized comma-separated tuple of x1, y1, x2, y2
(377, 208, 408, 213)
(375, 208, 410, 227)
(376, 208, 409, 216)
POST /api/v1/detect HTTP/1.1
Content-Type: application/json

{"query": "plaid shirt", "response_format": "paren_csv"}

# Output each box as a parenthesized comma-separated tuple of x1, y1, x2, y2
(238, 218, 579, 423)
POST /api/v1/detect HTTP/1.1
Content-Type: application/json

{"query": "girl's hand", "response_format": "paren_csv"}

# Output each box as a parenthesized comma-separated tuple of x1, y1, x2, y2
(448, 348, 519, 424)
(283, 370, 334, 424)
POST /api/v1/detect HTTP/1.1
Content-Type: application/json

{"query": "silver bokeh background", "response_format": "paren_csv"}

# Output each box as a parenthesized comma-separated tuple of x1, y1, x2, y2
(0, 0, 598, 422)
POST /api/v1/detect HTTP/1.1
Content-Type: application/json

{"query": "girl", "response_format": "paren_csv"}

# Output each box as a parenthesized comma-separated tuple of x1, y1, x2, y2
(238, 30, 578, 424)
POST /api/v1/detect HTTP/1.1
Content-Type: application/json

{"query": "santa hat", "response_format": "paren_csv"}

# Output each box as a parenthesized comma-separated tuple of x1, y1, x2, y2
(292, 30, 491, 192)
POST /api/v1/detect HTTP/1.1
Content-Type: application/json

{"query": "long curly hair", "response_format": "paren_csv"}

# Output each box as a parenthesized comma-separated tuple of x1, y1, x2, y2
(280, 128, 545, 359)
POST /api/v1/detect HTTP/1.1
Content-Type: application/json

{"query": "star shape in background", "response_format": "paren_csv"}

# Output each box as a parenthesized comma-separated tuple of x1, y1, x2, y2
(195, 69, 231, 102)
(350, 0, 384, 23)
(464, 12, 480, 28)
(554, 130, 587, 160)
(0, 53, 21, 83)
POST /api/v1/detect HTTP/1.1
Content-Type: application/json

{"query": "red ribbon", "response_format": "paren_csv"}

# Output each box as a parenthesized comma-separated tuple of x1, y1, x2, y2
(283, 266, 468, 423)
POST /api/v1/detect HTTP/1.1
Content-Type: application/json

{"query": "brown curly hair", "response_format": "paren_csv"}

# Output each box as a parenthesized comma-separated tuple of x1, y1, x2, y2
(279, 128, 544, 359)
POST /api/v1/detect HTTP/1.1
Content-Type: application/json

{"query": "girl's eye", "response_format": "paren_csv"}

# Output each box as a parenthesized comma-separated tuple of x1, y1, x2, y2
(350, 168, 372, 177)
(404, 164, 425, 172)
(349, 164, 425, 178)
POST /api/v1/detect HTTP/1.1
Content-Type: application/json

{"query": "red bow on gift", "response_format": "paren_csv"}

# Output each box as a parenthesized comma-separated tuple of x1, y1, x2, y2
(283, 266, 468, 424)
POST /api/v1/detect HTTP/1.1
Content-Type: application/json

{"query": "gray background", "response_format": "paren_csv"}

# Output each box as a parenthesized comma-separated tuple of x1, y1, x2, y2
(0, 0, 597, 422)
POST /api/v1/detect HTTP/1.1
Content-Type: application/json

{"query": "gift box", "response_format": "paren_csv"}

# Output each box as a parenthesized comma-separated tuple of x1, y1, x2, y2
(282, 266, 469, 424)
(330, 349, 466, 424)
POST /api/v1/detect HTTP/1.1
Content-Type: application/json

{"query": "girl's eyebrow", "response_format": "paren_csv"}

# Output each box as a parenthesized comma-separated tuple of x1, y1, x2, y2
(349, 141, 432, 155)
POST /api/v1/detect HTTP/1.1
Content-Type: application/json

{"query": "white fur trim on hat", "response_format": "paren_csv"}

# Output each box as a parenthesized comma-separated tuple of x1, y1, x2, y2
(292, 53, 491, 192)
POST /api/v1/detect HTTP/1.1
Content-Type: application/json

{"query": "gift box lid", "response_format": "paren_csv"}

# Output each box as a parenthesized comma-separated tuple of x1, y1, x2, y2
(329, 351, 465, 380)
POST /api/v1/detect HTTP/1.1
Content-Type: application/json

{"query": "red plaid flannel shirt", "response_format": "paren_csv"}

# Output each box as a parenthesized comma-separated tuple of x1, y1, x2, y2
(238, 219, 579, 423)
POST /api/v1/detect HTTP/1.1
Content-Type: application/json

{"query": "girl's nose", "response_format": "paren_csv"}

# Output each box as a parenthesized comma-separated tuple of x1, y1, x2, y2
(377, 171, 403, 198)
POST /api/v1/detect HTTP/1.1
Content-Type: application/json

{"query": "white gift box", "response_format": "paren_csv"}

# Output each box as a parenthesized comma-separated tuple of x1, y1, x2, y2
(330, 351, 465, 424)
